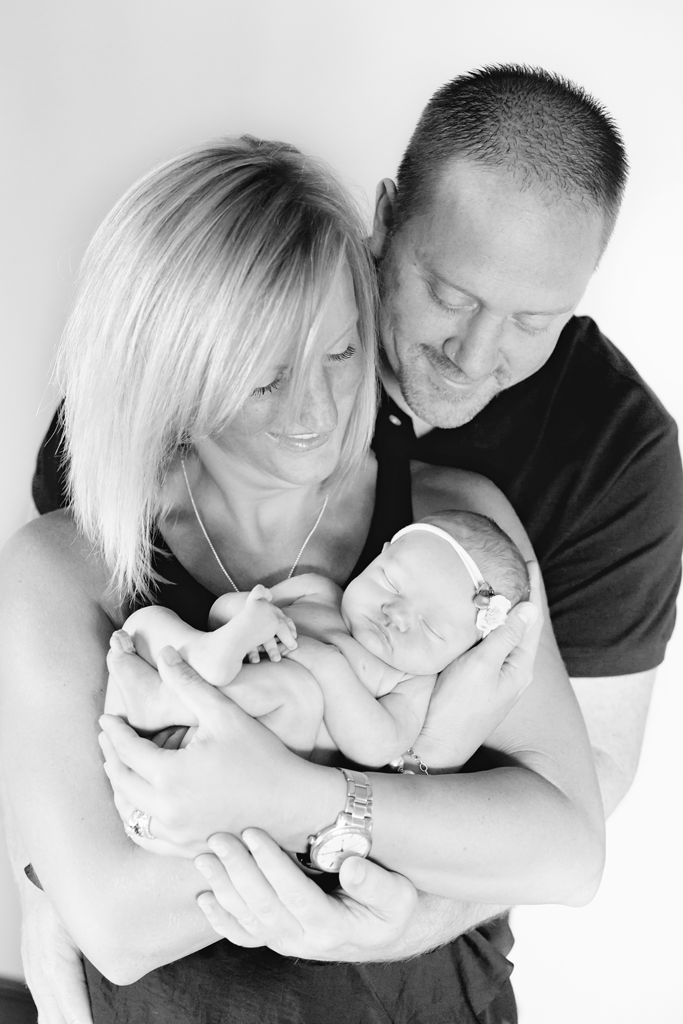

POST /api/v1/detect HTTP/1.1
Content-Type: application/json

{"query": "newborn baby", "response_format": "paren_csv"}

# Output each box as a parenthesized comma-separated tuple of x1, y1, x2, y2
(106, 510, 529, 769)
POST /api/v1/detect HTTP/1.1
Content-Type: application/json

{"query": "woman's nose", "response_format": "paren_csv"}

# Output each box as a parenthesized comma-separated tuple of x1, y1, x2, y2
(293, 365, 339, 435)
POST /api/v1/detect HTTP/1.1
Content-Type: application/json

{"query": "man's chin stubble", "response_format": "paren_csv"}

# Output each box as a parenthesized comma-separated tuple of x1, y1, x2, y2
(398, 372, 504, 429)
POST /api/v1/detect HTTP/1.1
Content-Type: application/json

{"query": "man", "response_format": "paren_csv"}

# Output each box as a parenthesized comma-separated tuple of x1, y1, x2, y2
(369, 65, 682, 820)
(22, 65, 683, 1023)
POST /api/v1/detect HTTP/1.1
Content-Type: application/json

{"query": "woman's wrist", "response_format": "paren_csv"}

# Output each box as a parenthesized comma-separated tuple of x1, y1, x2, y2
(282, 760, 348, 852)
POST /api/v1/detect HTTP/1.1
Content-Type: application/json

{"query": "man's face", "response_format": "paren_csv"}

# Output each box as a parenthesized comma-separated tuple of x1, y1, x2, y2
(373, 160, 605, 428)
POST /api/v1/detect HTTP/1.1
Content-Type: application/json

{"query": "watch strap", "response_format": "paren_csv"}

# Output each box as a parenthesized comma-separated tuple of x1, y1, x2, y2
(337, 767, 373, 833)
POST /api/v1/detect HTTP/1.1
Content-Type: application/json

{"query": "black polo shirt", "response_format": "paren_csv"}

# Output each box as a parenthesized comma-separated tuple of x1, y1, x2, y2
(373, 316, 683, 676)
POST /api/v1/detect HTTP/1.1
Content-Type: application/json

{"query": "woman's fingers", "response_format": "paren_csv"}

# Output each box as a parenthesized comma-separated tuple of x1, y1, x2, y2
(106, 642, 161, 690)
(99, 714, 168, 781)
(156, 647, 243, 723)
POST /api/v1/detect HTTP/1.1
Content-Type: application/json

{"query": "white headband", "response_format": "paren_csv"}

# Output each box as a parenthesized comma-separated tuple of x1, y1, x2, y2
(390, 523, 511, 636)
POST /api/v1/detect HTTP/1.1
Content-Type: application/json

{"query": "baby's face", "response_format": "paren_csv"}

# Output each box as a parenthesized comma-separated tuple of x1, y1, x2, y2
(341, 531, 481, 674)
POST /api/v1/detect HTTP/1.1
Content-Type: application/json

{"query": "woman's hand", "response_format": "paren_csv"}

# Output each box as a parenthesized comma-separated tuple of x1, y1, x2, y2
(194, 828, 420, 961)
(99, 646, 330, 858)
(417, 565, 542, 770)
(20, 877, 93, 1024)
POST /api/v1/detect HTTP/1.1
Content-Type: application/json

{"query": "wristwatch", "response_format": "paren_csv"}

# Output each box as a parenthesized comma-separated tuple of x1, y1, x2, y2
(302, 767, 373, 873)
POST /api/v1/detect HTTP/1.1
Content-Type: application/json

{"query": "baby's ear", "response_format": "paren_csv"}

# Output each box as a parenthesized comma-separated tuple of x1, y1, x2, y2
(382, 542, 389, 552)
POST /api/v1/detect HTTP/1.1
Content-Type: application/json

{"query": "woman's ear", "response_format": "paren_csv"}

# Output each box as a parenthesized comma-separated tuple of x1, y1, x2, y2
(369, 179, 398, 259)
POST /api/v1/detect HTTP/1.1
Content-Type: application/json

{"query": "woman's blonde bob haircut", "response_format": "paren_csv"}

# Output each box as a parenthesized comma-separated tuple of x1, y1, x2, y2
(57, 136, 377, 600)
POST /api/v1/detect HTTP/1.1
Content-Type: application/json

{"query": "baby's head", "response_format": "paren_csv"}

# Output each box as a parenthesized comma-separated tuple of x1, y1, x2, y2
(341, 510, 530, 674)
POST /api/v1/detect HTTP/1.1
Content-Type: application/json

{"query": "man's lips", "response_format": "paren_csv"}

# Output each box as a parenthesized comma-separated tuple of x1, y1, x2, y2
(265, 431, 330, 452)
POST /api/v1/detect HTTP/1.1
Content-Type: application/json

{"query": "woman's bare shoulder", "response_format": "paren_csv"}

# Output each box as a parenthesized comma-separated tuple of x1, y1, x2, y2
(0, 511, 122, 623)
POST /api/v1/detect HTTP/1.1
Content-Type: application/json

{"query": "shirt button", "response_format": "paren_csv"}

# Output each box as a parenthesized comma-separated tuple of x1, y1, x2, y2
(388, 414, 402, 427)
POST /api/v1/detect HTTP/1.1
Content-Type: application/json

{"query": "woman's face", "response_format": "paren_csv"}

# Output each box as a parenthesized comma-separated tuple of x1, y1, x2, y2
(215, 266, 364, 487)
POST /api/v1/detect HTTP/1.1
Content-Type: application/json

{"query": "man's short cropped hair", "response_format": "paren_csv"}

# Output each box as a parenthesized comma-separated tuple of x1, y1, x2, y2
(396, 64, 628, 244)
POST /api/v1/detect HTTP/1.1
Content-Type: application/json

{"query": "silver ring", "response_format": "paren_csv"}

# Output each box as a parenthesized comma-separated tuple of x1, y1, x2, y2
(124, 808, 155, 841)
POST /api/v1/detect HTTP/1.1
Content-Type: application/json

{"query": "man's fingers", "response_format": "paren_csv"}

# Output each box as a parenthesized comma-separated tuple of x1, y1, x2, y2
(203, 831, 305, 944)
(196, 891, 264, 947)
(481, 601, 539, 664)
(338, 857, 417, 921)
(53, 957, 95, 1024)
(241, 829, 325, 921)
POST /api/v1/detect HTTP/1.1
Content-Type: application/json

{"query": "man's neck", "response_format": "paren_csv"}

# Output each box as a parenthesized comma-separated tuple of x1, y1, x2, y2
(380, 363, 435, 439)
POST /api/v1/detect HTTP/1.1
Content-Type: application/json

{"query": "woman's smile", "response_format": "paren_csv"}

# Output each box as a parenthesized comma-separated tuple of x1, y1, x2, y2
(265, 430, 331, 452)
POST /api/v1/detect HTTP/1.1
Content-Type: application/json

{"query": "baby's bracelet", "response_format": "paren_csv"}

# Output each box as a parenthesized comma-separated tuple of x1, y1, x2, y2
(387, 748, 430, 775)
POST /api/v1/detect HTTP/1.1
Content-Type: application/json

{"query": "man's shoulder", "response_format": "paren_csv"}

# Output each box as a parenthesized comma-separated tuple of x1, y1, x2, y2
(557, 316, 674, 432)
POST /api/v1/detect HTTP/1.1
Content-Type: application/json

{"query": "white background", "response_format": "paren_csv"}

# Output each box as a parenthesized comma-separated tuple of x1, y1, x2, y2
(1, 1, 681, 1020)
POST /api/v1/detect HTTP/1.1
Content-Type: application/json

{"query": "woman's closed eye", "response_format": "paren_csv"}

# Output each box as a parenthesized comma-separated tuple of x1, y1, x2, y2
(251, 372, 285, 397)
(328, 343, 356, 363)
(251, 344, 355, 397)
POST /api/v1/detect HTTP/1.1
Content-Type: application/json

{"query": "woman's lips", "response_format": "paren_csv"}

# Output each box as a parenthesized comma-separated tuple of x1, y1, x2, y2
(265, 431, 330, 452)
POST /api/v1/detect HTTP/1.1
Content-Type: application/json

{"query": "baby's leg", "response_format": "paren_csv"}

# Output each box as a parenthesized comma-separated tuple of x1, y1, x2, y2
(221, 659, 325, 760)
(123, 605, 207, 671)
(104, 606, 205, 734)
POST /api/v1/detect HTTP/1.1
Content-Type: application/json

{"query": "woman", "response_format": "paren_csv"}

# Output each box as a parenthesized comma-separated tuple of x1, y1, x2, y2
(0, 136, 604, 1023)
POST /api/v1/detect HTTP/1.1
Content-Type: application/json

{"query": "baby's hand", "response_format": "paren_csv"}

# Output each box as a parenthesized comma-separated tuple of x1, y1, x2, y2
(240, 584, 298, 665)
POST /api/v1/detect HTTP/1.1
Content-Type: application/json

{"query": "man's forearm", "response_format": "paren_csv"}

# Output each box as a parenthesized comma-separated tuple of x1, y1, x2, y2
(372, 891, 510, 961)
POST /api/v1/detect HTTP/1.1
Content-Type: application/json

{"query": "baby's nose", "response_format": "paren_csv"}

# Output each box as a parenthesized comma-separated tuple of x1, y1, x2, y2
(383, 599, 410, 633)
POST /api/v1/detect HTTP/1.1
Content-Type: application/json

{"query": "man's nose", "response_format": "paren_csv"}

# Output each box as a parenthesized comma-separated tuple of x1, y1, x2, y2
(443, 310, 502, 380)
(291, 365, 339, 435)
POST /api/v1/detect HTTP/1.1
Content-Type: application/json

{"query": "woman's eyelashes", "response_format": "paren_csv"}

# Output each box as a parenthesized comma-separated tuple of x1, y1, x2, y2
(328, 343, 356, 362)
(251, 373, 285, 397)
(250, 345, 356, 397)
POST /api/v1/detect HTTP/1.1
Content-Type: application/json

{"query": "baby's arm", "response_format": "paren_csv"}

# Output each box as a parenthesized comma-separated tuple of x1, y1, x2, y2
(286, 635, 436, 768)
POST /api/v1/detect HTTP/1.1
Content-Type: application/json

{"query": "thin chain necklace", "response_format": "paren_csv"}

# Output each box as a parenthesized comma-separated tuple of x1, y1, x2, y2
(180, 457, 329, 593)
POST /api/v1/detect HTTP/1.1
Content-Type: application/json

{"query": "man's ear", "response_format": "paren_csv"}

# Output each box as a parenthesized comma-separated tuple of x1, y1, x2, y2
(370, 179, 398, 259)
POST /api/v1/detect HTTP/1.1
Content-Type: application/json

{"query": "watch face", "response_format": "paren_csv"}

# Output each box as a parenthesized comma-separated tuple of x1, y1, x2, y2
(312, 828, 372, 873)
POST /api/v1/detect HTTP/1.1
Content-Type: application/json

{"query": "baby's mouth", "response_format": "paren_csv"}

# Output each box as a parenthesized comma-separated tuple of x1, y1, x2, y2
(368, 616, 393, 647)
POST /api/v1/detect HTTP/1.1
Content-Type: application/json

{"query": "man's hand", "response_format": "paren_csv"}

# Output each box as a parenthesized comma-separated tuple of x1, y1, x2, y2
(418, 566, 542, 770)
(194, 828, 421, 961)
(20, 878, 93, 1024)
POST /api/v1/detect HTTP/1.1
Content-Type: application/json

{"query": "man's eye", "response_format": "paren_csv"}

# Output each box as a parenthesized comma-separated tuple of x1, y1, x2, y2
(515, 318, 552, 336)
(429, 285, 471, 313)
(329, 343, 357, 362)
(251, 373, 284, 397)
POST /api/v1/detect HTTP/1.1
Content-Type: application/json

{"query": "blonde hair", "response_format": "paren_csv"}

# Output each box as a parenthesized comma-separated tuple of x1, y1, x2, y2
(57, 136, 377, 599)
